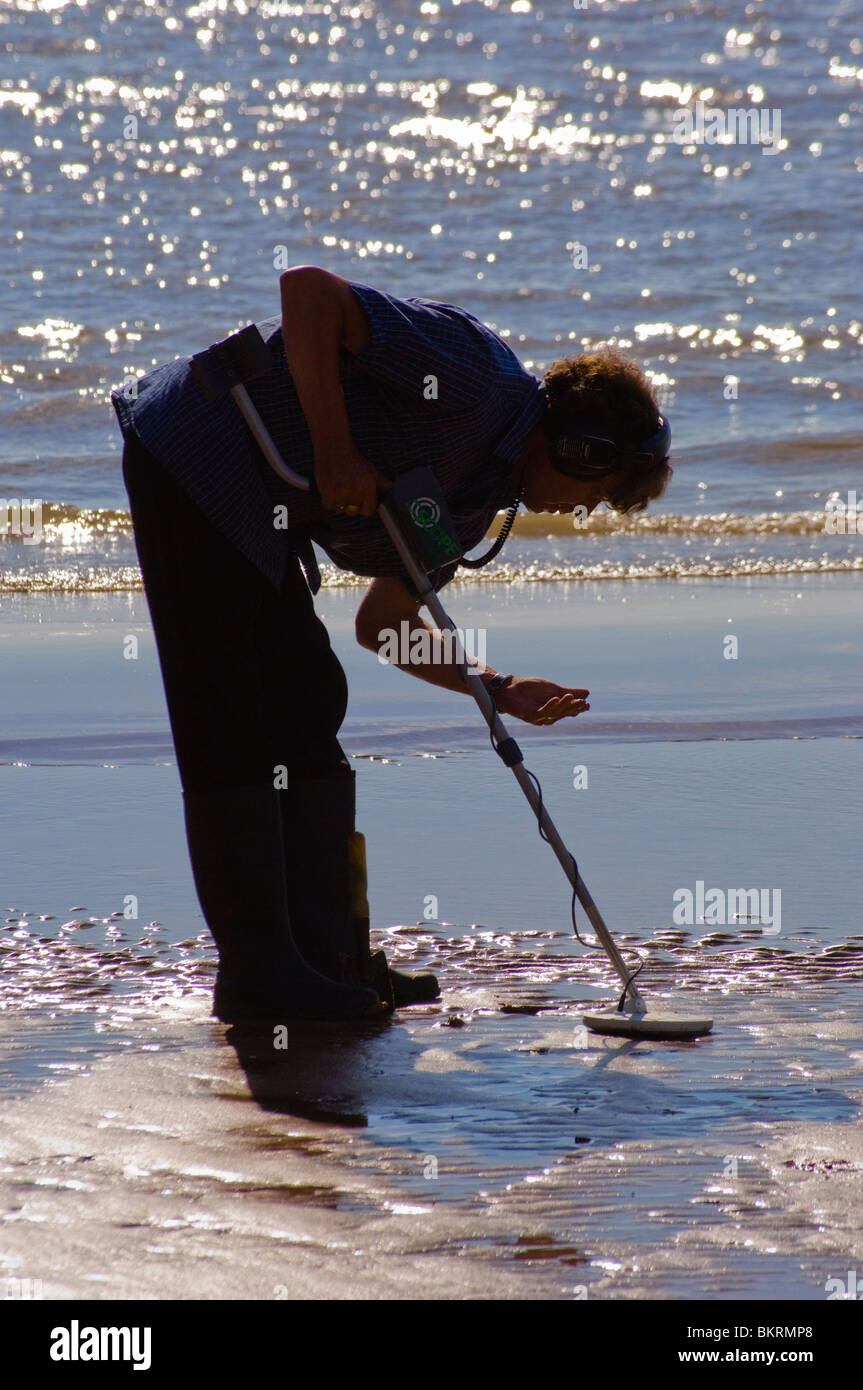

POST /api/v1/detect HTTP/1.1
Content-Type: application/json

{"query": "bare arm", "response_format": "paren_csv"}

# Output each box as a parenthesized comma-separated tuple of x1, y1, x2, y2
(356, 577, 590, 724)
(356, 576, 499, 696)
(279, 265, 386, 516)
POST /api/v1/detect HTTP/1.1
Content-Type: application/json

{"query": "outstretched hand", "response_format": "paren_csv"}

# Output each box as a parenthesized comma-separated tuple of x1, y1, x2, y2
(495, 677, 590, 726)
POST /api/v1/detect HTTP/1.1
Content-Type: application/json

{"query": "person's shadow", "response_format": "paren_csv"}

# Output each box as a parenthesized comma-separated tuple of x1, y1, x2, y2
(219, 1010, 860, 1157)
(221, 1015, 456, 1128)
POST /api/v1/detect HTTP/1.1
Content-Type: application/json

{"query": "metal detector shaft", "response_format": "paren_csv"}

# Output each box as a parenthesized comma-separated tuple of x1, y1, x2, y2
(376, 500, 647, 1013)
(233, 384, 310, 487)
(226, 381, 647, 1014)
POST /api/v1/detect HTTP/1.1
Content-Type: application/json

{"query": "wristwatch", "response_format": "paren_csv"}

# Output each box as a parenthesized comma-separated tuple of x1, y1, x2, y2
(483, 672, 513, 702)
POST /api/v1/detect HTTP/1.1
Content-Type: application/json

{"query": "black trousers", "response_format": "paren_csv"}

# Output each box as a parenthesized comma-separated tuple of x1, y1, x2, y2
(122, 429, 351, 794)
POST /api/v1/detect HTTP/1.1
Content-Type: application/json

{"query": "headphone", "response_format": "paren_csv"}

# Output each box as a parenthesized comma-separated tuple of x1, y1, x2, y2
(460, 414, 671, 571)
(548, 414, 671, 479)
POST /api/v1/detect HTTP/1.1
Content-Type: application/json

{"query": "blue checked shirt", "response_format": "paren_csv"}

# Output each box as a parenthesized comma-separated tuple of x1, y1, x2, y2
(112, 280, 546, 593)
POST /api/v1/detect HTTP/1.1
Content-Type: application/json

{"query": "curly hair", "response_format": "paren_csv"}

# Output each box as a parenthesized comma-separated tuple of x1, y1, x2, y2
(541, 349, 672, 513)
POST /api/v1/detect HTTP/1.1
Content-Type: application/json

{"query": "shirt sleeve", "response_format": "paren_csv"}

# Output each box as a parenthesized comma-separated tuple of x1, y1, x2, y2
(344, 281, 504, 416)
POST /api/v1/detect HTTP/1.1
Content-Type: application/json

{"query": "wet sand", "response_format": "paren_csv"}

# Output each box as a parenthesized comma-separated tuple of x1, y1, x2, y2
(1, 575, 862, 1300)
(2, 976, 862, 1300)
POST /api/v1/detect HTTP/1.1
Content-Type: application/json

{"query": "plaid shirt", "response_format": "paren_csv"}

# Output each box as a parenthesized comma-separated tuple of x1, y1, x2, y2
(112, 280, 545, 592)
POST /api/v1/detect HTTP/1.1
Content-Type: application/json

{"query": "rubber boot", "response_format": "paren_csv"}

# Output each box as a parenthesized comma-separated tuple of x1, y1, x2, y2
(348, 831, 440, 1007)
(281, 770, 440, 1007)
(182, 784, 385, 1022)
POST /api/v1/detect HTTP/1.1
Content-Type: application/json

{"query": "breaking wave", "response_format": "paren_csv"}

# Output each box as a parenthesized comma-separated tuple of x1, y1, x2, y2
(1, 503, 860, 592)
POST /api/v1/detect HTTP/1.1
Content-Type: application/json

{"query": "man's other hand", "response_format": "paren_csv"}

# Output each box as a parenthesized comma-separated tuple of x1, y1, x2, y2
(496, 676, 590, 725)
